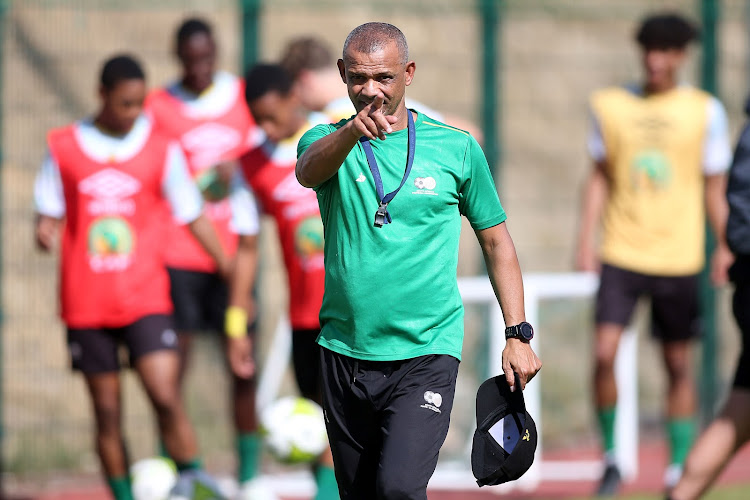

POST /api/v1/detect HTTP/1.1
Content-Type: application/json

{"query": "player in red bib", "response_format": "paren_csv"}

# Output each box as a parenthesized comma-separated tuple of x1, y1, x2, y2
(226, 63, 337, 500)
(144, 17, 263, 494)
(34, 55, 230, 500)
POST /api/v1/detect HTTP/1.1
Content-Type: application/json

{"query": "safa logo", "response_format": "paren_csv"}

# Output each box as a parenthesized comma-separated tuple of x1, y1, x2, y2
(87, 216, 135, 272)
(294, 216, 324, 258)
(413, 176, 438, 196)
(420, 390, 443, 413)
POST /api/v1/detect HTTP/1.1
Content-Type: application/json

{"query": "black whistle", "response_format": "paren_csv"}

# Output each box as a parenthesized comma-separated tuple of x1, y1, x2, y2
(374, 203, 388, 228)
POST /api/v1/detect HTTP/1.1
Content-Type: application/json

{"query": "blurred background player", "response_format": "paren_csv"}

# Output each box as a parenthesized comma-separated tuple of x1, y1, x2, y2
(225, 63, 338, 500)
(667, 96, 750, 500)
(575, 12, 733, 496)
(144, 17, 265, 490)
(33, 54, 227, 500)
(280, 35, 482, 141)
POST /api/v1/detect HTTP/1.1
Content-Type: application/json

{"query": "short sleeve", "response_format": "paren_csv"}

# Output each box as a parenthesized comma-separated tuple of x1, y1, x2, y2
(228, 171, 260, 235)
(297, 123, 338, 192)
(162, 141, 204, 224)
(703, 97, 732, 175)
(34, 151, 66, 218)
(297, 123, 335, 160)
(459, 137, 507, 230)
(587, 107, 606, 162)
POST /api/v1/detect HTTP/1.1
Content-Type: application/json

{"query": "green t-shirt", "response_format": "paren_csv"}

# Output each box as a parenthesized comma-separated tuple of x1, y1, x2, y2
(297, 110, 506, 361)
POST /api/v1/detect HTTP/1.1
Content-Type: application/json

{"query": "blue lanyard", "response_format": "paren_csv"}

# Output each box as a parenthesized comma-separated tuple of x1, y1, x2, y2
(358, 111, 416, 227)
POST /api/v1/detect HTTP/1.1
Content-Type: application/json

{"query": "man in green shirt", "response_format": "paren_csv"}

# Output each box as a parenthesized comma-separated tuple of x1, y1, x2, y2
(296, 22, 541, 499)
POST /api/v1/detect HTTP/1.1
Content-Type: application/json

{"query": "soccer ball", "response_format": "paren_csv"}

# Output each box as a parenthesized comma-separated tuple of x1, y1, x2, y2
(259, 396, 328, 464)
(130, 457, 177, 500)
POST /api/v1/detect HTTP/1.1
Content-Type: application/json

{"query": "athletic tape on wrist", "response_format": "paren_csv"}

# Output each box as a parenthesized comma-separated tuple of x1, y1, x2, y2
(225, 306, 248, 338)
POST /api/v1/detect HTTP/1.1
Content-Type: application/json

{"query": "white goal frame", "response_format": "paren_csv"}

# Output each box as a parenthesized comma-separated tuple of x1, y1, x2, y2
(253, 272, 639, 497)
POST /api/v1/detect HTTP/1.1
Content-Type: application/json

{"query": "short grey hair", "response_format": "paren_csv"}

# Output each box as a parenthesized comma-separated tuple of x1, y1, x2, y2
(342, 22, 409, 65)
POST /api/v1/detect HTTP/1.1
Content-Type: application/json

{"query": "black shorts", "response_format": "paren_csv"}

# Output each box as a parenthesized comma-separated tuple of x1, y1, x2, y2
(292, 329, 322, 403)
(67, 314, 178, 374)
(595, 263, 701, 342)
(730, 257, 750, 389)
(167, 267, 228, 333)
(320, 348, 459, 500)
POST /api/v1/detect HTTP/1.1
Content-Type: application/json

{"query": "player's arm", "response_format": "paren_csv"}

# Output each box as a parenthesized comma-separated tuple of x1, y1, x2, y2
(576, 107, 610, 272)
(35, 215, 62, 252)
(704, 97, 735, 285)
(461, 136, 540, 391)
(705, 173, 732, 285)
(727, 120, 750, 257)
(162, 142, 231, 277)
(33, 151, 66, 252)
(224, 172, 260, 379)
(476, 223, 542, 392)
(187, 215, 231, 278)
(575, 160, 609, 272)
(296, 94, 398, 187)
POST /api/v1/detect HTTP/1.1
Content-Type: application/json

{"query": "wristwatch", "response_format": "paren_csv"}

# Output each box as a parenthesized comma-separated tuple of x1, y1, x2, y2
(505, 322, 534, 342)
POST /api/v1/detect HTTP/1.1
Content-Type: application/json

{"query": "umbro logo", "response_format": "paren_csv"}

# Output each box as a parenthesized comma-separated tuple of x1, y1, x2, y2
(181, 123, 241, 153)
(79, 168, 141, 199)
(181, 123, 242, 169)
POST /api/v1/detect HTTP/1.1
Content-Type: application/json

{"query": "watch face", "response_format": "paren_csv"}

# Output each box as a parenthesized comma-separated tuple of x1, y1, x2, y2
(520, 322, 534, 340)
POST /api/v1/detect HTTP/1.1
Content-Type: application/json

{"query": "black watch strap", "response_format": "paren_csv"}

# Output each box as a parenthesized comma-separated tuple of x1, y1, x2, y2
(504, 321, 534, 342)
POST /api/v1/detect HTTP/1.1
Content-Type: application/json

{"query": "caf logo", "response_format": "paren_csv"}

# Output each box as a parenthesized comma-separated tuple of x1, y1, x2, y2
(88, 216, 133, 256)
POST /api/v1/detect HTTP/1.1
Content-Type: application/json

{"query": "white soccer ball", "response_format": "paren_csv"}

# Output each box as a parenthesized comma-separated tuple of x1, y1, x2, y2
(260, 396, 328, 464)
(130, 457, 177, 500)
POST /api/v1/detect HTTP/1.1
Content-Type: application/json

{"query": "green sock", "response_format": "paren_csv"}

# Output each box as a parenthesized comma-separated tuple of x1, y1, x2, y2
(174, 457, 203, 472)
(597, 406, 617, 454)
(158, 440, 169, 459)
(668, 418, 696, 466)
(314, 464, 340, 500)
(237, 432, 263, 483)
(107, 476, 134, 500)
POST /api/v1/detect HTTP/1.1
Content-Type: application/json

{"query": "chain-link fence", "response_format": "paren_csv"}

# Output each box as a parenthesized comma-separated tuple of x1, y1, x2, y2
(2, 0, 749, 489)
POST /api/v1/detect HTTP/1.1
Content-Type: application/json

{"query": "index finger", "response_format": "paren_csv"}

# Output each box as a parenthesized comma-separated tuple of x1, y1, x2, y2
(503, 362, 515, 392)
(370, 93, 385, 111)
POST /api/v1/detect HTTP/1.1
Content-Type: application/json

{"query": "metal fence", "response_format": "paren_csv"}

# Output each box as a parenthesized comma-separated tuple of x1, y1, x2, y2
(2, 0, 749, 489)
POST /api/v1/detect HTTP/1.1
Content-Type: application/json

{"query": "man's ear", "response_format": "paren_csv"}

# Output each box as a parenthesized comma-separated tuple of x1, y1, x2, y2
(404, 61, 416, 87)
(337, 59, 347, 84)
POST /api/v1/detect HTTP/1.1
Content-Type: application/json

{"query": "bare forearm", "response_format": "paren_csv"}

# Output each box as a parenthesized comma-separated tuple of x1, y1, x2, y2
(187, 213, 228, 272)
(705, 173, 729, 246)
(229, 235, 257, 311)
(478, 222, 542, 390)
(296, 122, 360, 188)
(478, 223, 525, 326)
(577, 163, 608, 250)
(34, 214, 62, 252)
